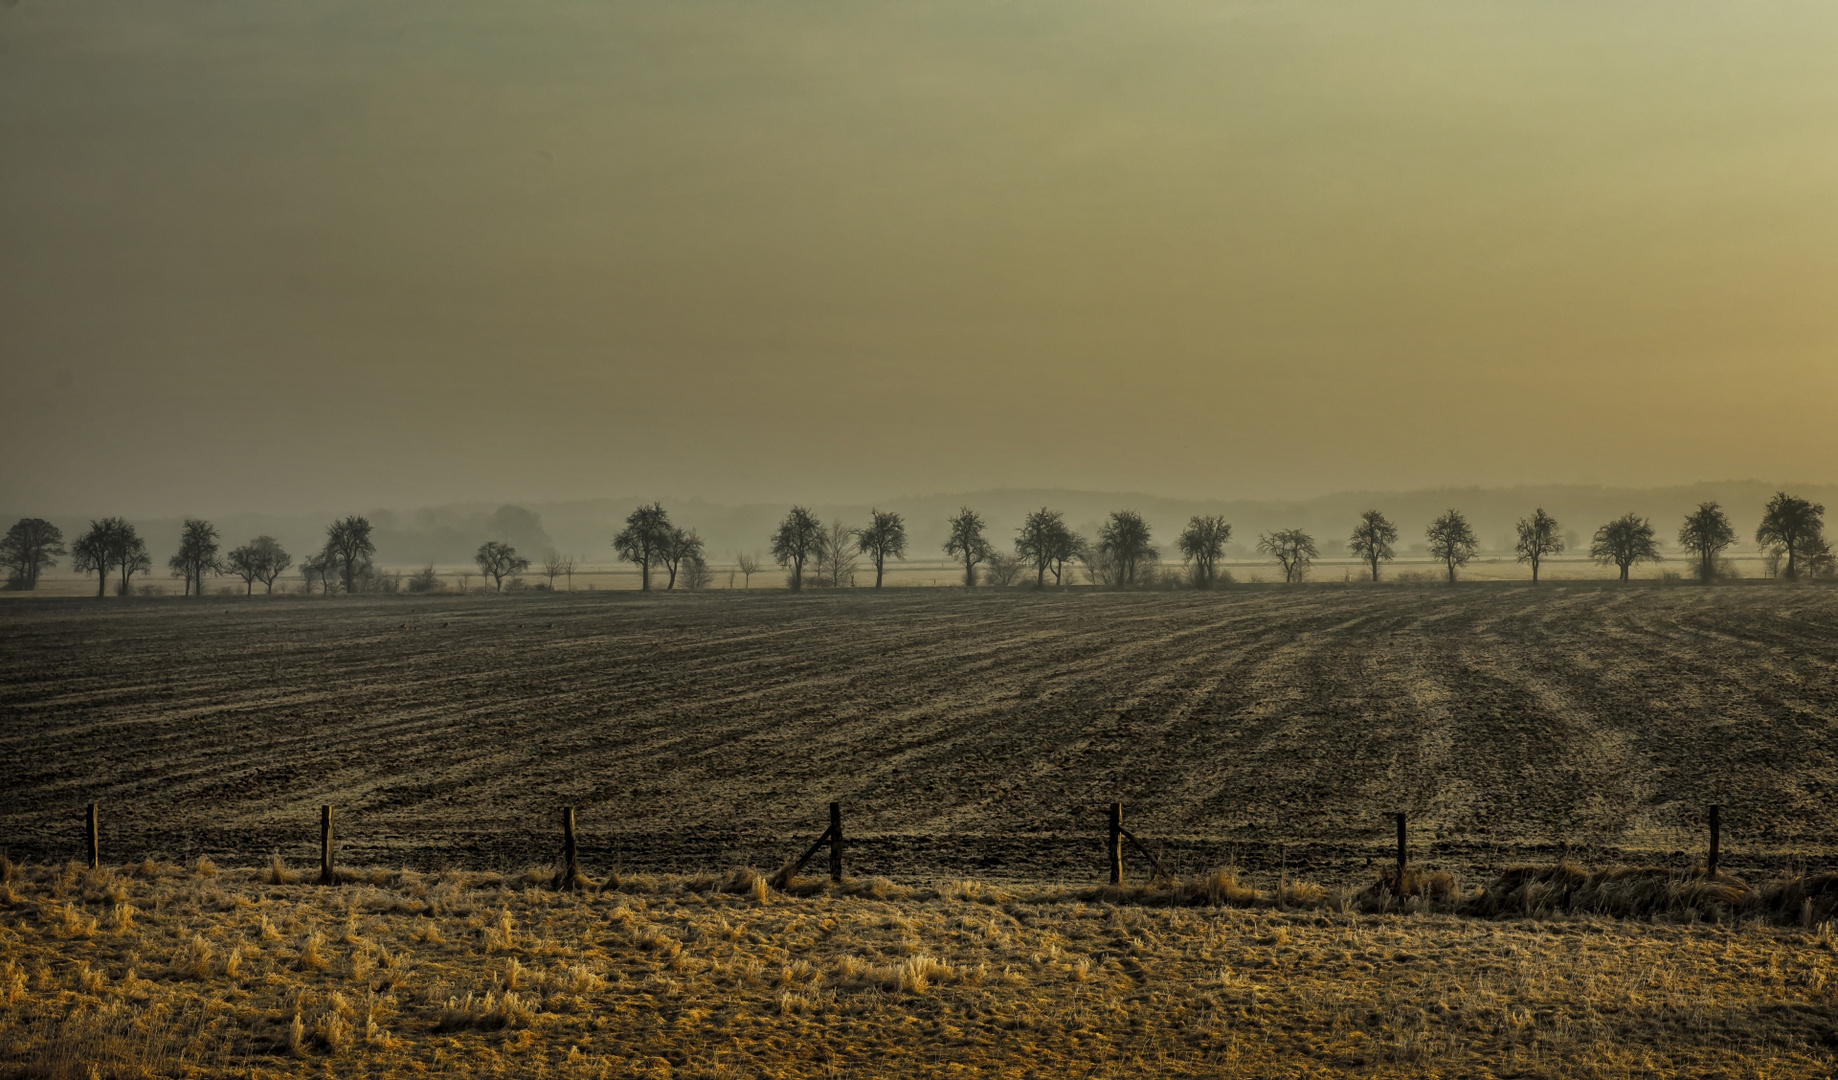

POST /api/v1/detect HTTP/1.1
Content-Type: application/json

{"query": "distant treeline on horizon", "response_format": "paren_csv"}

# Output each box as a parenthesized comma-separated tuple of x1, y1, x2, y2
(3, 488, 1831, 596)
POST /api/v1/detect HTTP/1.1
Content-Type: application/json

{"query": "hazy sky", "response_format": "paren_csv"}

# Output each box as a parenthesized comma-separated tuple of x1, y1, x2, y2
(4, 0, 1836, 516)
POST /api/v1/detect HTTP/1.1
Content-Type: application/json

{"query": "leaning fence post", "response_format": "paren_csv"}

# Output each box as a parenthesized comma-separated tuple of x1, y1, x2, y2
(319, 805, 334, 885)
(86, 803, 99, 870)
(1394, 812, 1407, 885)
(1108, 803, 1123, 885)
(1707, 804, 1721, 877)
(828, 802, 843, 883)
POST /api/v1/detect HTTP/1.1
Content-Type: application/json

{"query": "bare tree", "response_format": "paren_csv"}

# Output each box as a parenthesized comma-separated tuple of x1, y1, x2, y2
(455, 569, 473, 594)
(227, 536, 291, 595)
(323, 516, 376, 595)
(1097, 510, 1157, 587)
(253, 537, 292, 593)
(1678, 503, 1736, 583)
(1756, 491, 1826, 582)
(821, 521, 858, 587)
(1015, 507, 1077, 588)
(659, 527, 706, 590)
(299, 554, 331, 595)
(770, 506, 824, 591)
(1, 518, 65, 591)
(225, 548, 261, 594)
(613, 502, 672, 591)
(1346, 510, 1397, 583)
(475, 541, 529, 592)
(540, 551, 567, 591)
(1051, 529, 1083, 585)
(855, 509, 907, 588)
(1514, 508, 1564, 583)
(1804, 536, 1837, 580)
(72, 519, 123, 598)
(76, 518, 152, 596)
(1257, 529, 1317, 583)
(1178, 515, 1231, 588)
(1590, 513, 1660, 581)
(735, 551, 762, 589)
(1077, 536, 1120, 586)
(943, 507, 992, 587)
(984, 552, 1023, 586)
(680, 553, 713, 591)
(1425, 509, 1479, 584)
(167, 519, 223, 597)
(561, 555, 576, 592)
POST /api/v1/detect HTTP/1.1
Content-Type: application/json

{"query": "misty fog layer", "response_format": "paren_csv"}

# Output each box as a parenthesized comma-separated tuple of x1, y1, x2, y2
(3, 0, 1837, 515)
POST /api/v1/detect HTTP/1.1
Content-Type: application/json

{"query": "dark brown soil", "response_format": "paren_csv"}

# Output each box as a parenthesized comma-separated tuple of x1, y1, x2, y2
(4, 585, 1835, 887)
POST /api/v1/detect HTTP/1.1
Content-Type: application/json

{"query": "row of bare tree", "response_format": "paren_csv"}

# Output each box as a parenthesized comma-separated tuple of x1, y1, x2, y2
(3, 492, 1826, 596)
(606, 492, 1831, 590)
(1273, 494, 1829, 584)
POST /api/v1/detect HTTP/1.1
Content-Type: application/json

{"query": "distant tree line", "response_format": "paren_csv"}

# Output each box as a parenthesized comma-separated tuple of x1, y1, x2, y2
(4, 491, 1829, 596)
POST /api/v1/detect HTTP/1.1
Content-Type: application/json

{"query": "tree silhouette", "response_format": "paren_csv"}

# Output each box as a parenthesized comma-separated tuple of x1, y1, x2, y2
(1755, 492, 1826, 581)
(0, 518, 65, 591)
(613, 503, 672, 591)
(226, 536, 291, 595)
(1425, 509, 1479, 584)
(855, 509, 907, 588)
(1346, 510, 1397, 583)
(475, 540, 529, 591)
(1096, 511, 1156, 588)
(1177, 515, 1231, 588)
(167, 519, 223, 597)
(1257, 529, 1317, 583)
(943, 507, 992, 587)
(1514, 508, 1564, 584)
(71, 519, 124, 597)
(75, 518, 152, 596)
(659, 527, 706, 590)
(323, 516, 376, 595)
(1590, 513, 1661, 582)
(1677, 503, 1736, 583)
(770, 506, 824, 591)
(822, 521, 858, 587)
(1015, 508, 1078, 588)
(735, 552, 762, 589)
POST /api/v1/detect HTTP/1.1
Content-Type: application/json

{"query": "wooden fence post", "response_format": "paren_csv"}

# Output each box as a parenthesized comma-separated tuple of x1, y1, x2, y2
(319, 805, 334, 885)
(828, 802, 843, 883)
(560, 806, 579, 888)
(1108, 803, 1123, 885)
(86, 803, 99, 870)
(1708, 804, 1721, 877)
(1395, 812, 1407, 883)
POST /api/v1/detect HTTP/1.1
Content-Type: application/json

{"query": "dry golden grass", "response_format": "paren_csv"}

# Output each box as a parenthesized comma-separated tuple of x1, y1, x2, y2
(3, 856, 1837, 1078)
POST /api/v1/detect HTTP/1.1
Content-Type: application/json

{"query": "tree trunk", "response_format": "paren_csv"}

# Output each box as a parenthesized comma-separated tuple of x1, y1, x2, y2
(1620, 563, 1630, 582)
(640, 557, 650, 591)
(875, 558, 885, 588)
(96, 567, 108, 597)
(963, 557, 974, 588)
(1532, 558, 1540, 583)
(1370, 558, 1379, 582)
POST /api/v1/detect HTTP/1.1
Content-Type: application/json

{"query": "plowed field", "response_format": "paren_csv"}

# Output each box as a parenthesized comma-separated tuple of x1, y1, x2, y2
(4, 586, 1836, 887)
